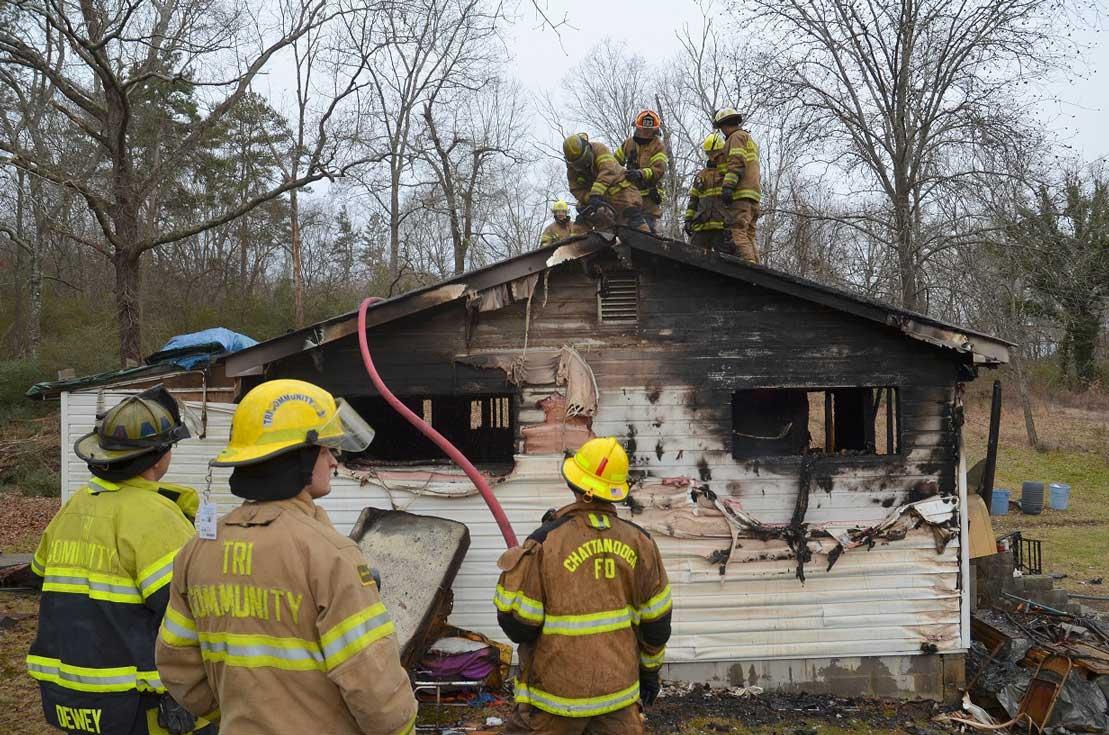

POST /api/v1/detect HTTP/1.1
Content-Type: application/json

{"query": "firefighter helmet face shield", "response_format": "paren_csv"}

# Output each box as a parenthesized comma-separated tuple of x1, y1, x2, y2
(213, 379, 376, 467)
(312, 399, 376, 454)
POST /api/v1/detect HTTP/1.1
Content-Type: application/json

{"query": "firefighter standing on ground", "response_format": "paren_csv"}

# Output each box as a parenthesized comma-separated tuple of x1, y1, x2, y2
(155, 379, 417, 735)
(615, 110, 669, 234)
(27, 386, 213, 735)
(713, 108, 761, 263)
(495, 437, 672, 735)
(539, 199, 585, 247)
(562, 133, 649, 232)
(684, 131, 730, 253)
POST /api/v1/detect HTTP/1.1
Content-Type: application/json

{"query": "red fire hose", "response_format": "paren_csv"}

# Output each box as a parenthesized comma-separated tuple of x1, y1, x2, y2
(357, 297, 519, 548)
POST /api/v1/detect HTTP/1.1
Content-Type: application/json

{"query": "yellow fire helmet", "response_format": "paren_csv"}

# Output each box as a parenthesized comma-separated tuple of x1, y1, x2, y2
(703, 131, 726, 158)
(562, 437, 631, 502)
(213, 379, 376, 467)
(713, 107, 743, 128)
(562, 133, 593, 170)
(552, 198, 570, 214)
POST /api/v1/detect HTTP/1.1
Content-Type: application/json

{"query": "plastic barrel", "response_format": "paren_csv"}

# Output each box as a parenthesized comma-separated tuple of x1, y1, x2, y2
(1049, 483, 1070, 510)
(1021, 481, 1045, 515)
(990, 488, 1010, 516)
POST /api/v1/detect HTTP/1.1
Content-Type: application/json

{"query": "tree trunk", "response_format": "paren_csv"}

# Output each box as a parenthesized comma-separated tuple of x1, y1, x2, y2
(389, 161, 402, 279)
(1012, 347, 1040, 449)
(114, 250, 143, 366)
(290, 188, 304, 328)
(893, 193, 919, 311)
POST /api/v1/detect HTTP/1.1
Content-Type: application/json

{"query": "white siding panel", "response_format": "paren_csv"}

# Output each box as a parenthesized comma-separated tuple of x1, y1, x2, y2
(59, 388, 963, 663)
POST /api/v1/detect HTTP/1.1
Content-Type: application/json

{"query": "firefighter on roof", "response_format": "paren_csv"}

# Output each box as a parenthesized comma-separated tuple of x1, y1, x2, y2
(495, 437, 672, 734)
(155, 379, 417, 735)
(713, 108, 761, 263)
(615, 110, 669, 234)
(562, 133, 650, 232)
(539, 198, 586, 247)
(684, 131, 730, 253)
(27, 386, 214, 735)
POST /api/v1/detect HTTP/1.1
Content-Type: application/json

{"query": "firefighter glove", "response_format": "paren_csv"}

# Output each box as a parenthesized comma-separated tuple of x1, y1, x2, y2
(721, 186, 735, 204)
(640, 668, 661, 706)
(625, 168, 645, 186)
(158, 695, 198, 734)
(587, 195, 606, 210)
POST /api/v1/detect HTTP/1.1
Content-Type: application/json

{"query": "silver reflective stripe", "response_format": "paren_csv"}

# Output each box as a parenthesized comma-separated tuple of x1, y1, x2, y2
(138, 562, 172, 595)
(162, 616, 197, 643)
(639, 587, 673, 620)
(519, 683, 640, 716)
(495, 588, 544, 619)
(138, 673, 165, 691)
(321, 609, 392, 662)
(29, 660, 136, 687)
(200, 638, 324, 665)
(542, 609, 633, 635)
(44, 574, 142, 598)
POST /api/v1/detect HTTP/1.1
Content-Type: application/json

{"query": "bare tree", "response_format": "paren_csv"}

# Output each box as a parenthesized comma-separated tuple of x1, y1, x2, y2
(422, 78, 529, 274)
(0, 0, 369, 362)
(743, 0, 1083, 312)
(356, 0, 504, 280)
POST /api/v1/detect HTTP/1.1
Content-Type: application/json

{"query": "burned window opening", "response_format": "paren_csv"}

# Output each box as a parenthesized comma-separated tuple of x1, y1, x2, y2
(731, 387, 899, 459)
(597, 271, 638, 325)
(344, 394, 516, 468)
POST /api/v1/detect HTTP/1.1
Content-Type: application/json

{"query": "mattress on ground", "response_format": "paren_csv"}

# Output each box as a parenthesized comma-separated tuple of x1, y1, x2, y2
(349, 507, 471, 667)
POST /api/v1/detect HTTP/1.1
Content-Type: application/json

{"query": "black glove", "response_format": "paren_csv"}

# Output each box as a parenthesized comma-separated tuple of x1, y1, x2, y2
(158, 696, 197, 735)
(683, 220, 695, 236)
(587, 195, 606, 210)
(640, 668, 661, 706)
(721, 186, 735, 204)
(625, 168, 645, 186)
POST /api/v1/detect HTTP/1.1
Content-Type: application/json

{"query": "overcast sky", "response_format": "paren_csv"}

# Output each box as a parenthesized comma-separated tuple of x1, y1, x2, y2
(504, 0, 1109, 166)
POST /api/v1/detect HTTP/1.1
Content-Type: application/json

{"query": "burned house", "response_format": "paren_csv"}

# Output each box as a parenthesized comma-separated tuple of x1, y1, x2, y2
(56, 230, 1013, 699)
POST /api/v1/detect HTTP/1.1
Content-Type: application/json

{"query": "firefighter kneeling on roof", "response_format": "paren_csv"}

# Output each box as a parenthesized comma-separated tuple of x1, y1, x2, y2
(155, 379, 417, 735)
(495, 437, 672, 734)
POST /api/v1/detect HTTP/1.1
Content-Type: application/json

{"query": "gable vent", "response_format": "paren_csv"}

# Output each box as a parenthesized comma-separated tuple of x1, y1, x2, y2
(598, 272, 639, 325)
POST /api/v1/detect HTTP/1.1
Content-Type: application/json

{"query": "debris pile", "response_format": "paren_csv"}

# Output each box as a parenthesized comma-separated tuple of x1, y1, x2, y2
(956, 605, 1109, 733)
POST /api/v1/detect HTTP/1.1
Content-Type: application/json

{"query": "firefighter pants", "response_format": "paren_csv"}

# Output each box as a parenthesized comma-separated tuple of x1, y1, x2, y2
(503, 703, 643, 735)
(726, 199, 759, 263)
(691, 230, 728, 253)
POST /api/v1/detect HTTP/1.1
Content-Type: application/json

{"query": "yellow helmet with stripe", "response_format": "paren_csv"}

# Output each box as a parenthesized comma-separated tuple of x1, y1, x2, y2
(713, 107, 743, 128)
(562, 437, 630, 502)
(552, 198, 570, 214)
(213, 379, 375, 466)
(562, 133, 593, 170)
(703, 131, 726, 158)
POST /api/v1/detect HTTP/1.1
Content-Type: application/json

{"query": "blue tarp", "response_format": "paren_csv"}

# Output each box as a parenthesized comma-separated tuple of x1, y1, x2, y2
(153, 328, 258, 369)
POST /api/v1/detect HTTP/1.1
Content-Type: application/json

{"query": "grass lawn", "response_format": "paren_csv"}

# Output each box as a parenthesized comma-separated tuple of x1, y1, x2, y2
(963, 393, 1109, 595)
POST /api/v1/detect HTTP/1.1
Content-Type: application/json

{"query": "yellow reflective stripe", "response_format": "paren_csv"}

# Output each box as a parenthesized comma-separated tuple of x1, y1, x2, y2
(542, 606, 635, 636)
(639, 584, 673, 621)
(727, 148, 744, 158)
(694, 222, 726, 231)
(650, 152, 668, 164)
(160, 606, 198, 647)
(614, 147, 626, 164)
(320, 602, 395, 670)
(641, 168, 653, 182)
(702, 186, 723, 196)
(42, 567, 143, 604)
(589, 182, 607, 196)
(26, 655, 162, 693)
(88, 477, 120, 492)
(595, 154, 616, 165)
(515, 681, 640, 717)
(736, 189, 761, 201)
(31, 555, 45, 577)
(393, 715, 417, 735)
(494, 584, 545, 623)
(640, 647, 666, 669)
(198, 631, 324, 671)
(137, 549, 177, 599)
